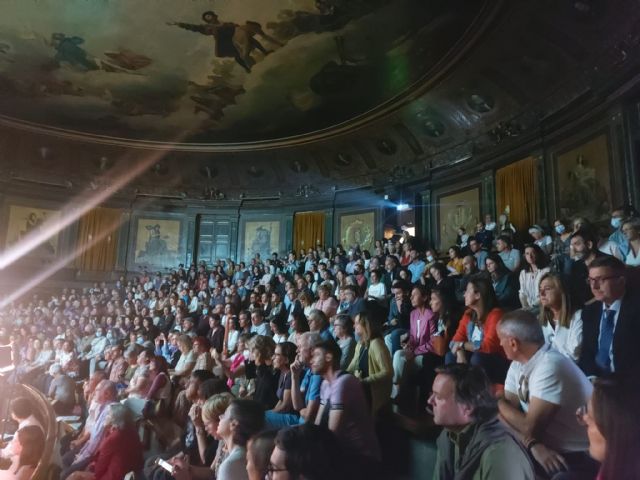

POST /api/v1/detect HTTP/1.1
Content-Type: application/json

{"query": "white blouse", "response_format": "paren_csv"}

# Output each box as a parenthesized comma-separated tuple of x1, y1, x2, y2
(541, 310, 583, 361)
(518, 267, 550, 309)
(625, 246, 640, 266)
(366, 282, 387, 301)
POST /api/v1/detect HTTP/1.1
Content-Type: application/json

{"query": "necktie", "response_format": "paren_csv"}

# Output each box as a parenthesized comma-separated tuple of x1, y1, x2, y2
(596, 309, 616, 373)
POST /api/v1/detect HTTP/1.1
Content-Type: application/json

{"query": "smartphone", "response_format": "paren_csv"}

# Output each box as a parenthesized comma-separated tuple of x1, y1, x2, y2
(156, 458, 175, 474)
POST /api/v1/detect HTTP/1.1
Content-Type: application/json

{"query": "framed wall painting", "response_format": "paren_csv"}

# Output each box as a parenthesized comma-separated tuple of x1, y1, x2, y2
(435, 185, 481, 250)
(554, 133, 612, 223)
(241, 220, 281, 262)
(4, 204, 61, 257)
(338, 210, 375, 252)
(133, 217, 184, 268)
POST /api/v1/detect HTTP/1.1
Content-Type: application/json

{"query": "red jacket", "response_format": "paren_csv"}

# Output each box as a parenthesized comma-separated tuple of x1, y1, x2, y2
(91, 425, 144, 480)
(451, 308, 505, 356)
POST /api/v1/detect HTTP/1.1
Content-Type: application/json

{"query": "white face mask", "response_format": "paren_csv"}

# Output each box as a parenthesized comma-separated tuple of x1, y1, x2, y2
(427, 255, 434, 262)
(555, 225, 566, 234)
(485, 222, 496, 231)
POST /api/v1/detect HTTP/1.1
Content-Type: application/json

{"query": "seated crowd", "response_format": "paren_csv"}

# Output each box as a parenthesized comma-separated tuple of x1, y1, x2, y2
(0, 205, 639, 479)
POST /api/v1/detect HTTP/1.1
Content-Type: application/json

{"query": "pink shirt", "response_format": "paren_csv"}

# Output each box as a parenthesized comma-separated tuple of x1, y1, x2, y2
(408, 307, 436, 356)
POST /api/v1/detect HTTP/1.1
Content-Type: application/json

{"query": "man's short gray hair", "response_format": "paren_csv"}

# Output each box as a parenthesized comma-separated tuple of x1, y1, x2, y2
(299, 331, 322, 348)
(107, 403, 134, 430)
(498, 309, 545, 345)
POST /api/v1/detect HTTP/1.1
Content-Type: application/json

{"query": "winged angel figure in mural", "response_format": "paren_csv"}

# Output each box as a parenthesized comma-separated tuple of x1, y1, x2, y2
(167, 11, 283, 73)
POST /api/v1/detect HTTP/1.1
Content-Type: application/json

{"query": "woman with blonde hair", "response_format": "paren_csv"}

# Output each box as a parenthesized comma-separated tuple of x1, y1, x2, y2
(200, 393, 235, 477)
(622, 217, 640, 266)
(297, 291, 315, 318)
(538, 272, 583, 361)
(347, 304, 392, 416)
(171, 392, 235, 480)
(172, 334, 197, 380)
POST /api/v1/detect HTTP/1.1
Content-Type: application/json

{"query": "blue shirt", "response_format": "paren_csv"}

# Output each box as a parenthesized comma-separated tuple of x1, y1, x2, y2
(609, 229, 629, 259)
(76, 402, 115, 463)
(300, 368, 322, 405)
(408, 260, 426, 283)
(499, 249, 521, 272)
(155, 343, 178, 364)
(475, 250, 488, 270)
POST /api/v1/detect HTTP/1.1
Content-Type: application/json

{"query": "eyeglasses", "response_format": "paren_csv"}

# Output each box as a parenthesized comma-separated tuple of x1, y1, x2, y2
(586, 275, 621, 286)
(266, 465, 288, 479)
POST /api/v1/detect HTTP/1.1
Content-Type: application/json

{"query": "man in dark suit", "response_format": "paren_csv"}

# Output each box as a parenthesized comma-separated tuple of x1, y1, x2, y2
(579, 256, 640, 377)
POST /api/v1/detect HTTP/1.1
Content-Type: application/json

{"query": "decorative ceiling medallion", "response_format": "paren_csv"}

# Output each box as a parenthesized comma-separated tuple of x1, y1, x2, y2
(247, 165, 264, 177)
(420, 118, 445, 138)
(467, 93, 494, 113)
(289, 160, 308, 173)
(198, 165, 219, 179)
(376, 138, 397, 155)
(334, 152, 353, 167)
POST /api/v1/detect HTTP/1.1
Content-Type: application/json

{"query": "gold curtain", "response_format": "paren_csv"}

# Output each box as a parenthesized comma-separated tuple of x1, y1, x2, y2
(293, 211, 325, 254)
(496, 156, 539, 232)
(75, 207, 121, 271)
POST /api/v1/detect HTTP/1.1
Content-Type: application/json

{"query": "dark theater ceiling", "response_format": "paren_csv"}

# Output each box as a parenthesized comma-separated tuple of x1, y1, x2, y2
(0, 0, 496, 147)
(1, 0, 640, 202)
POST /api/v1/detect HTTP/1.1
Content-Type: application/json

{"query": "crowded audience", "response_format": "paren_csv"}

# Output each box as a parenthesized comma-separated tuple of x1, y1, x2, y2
(0, 204, 639, 479)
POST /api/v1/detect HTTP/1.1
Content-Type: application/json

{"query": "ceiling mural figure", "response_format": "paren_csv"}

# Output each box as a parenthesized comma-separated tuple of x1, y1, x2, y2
(49, 33, 99, 71)
(0, 0, 493, 146)
(167, 10, 284, 73)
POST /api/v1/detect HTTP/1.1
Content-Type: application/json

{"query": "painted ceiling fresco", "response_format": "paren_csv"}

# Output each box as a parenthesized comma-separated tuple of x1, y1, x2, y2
(0, 0, 491, 146)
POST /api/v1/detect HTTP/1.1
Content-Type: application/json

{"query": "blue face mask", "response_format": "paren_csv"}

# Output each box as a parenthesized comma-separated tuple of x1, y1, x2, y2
(202, 309, 208, 315)
(555, 225, 566, 234)
(611, 217, 623, 229)
(136, 337, 145, 345)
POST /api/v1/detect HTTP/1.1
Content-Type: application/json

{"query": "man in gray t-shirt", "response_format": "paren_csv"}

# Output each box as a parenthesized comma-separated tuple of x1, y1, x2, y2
(48, 363, 76, 414)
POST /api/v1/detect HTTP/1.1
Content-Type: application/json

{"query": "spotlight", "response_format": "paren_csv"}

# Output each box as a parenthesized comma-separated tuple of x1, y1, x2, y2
(396, 203, 410, 212)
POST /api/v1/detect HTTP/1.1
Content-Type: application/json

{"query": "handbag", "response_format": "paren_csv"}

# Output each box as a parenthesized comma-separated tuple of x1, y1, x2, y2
(432, 334, 447, 357)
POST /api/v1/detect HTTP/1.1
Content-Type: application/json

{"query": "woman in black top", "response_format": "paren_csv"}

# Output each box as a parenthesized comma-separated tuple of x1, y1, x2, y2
(245, 335, 279, 410)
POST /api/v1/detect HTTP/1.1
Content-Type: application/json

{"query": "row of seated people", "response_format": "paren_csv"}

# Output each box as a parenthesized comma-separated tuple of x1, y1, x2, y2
(3, 355, 636, 480)
(1, 207, 639, 479)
